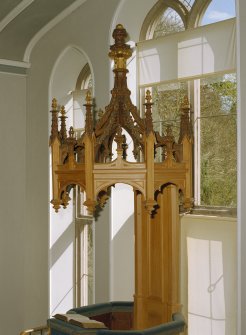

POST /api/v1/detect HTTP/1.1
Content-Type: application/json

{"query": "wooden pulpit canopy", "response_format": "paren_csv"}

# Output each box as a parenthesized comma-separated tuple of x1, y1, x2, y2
(49, 24, 193, 329)
(49, 24, 193, 215)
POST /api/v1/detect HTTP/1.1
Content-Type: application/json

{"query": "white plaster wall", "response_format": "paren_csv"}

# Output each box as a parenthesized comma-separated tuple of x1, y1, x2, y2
(110, 184, 134, 301)
(111, 0, 157, 42)
(94, 200, 111, 303)
(180, 215, 237, 335)
(0, 72, 26, 335)
(24, 0, 120, 328)
(49, 47, 88, 315)
(236, 1, 246, 334)
(49, 201, 75, 315)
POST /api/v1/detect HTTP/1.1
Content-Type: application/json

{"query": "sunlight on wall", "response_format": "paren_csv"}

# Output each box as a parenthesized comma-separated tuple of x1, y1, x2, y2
(65, 97, 74, 130)
(111, 184, 134, 238)
(181, 215, 237, 335)
(50, 238, 74, 315)
(188, 237, 225, 334)
(49, 199, 74, 315)
(110, 183, 134, 301)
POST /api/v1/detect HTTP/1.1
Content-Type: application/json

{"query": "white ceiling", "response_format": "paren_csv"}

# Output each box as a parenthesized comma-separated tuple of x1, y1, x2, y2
(0, 0, 86, 62)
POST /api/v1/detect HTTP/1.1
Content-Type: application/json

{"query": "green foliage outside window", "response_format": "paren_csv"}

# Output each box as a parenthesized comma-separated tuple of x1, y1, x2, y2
(146, 73, 237, 207)
(200, 74, 237, 207)
(153, 8, 185, 39)
(152, 82, 188, 140)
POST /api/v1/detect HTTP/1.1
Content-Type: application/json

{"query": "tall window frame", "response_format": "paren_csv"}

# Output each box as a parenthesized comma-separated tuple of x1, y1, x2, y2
(138, 0, 237, 213)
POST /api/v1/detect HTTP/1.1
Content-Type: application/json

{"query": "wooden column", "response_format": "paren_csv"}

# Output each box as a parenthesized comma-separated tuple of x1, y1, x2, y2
(134, 191, 148, 329)
(134, 185, 181, 329)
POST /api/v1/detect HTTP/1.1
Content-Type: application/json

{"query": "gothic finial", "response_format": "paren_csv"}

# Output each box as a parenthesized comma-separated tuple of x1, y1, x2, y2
(181, 95, 190, 109)
(165, 126, 175, 162)
(60, 105, 66, 116)
(114, 127, 124, 158)
(84, 91, 93, 135)
(66, 126, 77, 168)
(59, 105, 68, 142)
(86, 90, 92, 105)
(116, 23, 124, 30)
(145, 90, 152, 103)
(69, 126, 75, 138)
(50, 98, 59, 143)
(179, 95, 192, 143)
(52, 98, 58, 110)
(144, 89, 153, 135)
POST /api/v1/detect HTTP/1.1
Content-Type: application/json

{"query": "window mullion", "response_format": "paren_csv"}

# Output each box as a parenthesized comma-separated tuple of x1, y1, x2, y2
(193, 78, 201, 205)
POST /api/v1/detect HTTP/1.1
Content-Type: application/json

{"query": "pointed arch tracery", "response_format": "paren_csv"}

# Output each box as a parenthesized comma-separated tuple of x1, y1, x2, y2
(139, 0, 213, 40)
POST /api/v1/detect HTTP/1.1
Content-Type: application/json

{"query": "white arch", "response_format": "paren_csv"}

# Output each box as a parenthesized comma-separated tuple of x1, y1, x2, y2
(109, 0, 157, 43)
(49, 44, 95, 102)
(23, 0, 88, 63)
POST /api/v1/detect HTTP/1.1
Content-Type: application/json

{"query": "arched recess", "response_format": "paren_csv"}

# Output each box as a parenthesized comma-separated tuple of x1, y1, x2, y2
(49, 45, 95, 315)
(76, 63, 92, 90)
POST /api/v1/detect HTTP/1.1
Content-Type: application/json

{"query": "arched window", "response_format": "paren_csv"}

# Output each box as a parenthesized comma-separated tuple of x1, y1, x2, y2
(139, 0, 237, 208)
(150, 7, 185, 39)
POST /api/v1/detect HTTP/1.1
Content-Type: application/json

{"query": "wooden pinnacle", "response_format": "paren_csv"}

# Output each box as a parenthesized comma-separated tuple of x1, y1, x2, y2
(86, 90, 92, 105)
(52, 98, 57, 110)
(69, 126, 75, 138)
(60, 105, 66, 116)
(145, 90, 152, 103)
(181, 95, 190, 109)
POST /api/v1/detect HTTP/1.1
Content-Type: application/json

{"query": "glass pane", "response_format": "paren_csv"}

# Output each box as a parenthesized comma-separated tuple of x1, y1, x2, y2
(151, 81, 188, 142)
(200, 74, 237, 206)
(201, 0, 235, 25)
(141, 82, 188, 163)
(179, 0, 195, 9)
(153, 7, 185, 39)
(180, 0, 195, 10)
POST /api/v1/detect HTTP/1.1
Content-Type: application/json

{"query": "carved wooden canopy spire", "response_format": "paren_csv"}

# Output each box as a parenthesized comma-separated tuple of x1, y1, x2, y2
(94, 24, 145, 161)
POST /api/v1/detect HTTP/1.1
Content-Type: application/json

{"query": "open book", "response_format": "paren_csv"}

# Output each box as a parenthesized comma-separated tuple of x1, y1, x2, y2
(53, 313, 107, 329)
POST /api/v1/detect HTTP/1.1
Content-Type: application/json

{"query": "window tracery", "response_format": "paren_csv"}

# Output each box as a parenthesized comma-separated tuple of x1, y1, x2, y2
(179, 0, 195, 10)
(153, 7, 185, 38)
